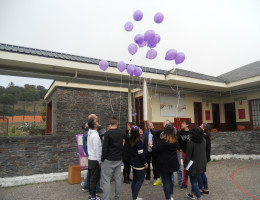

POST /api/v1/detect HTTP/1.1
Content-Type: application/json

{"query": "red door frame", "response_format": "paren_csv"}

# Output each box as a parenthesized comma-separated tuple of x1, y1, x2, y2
(212, 103, 220, 130)
(249, 98, 260, 130)
(47, 101, 52, 134)
(194, 102, 202, 126)
(135, 97, 144, 129)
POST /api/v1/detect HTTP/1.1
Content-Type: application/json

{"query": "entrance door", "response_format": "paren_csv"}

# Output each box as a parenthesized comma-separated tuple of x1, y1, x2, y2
(47, 101, 52, 134)
(249, 99, 260, 129)
(135, 97, 144, 129)
(194, 102, 202, 126)
(225, 103, 237, 131)
(212, 104, 220, 130)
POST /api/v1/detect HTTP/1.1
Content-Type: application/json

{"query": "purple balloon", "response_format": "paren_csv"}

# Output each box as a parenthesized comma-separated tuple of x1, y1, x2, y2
(144, 30, 155, 42)
(175, 52, 185, 64)
(155, 34, 161, 43)
(124, 21, 133, 32)
(133, 10, 143, 21)
(127, 64, 135, 76)
(117, 61, 126, 72)
(134, 34, 144, 44)
(146, 49, 157, 60)
(138, 41, 147, 48)
(99, 60, 109, 71)
(165, 49, 177, 60)
(154, 12, 164, 23)
(148, 38, 158, 48)
(134, 67, 142, 77)
(128, 43, 138, 55)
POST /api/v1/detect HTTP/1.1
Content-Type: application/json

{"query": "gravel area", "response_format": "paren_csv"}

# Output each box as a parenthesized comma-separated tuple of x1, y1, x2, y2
(0, 159, 259, 200)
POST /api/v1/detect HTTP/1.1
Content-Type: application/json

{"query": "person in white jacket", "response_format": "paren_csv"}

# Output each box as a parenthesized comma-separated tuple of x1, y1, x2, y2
(87, 117, 102, 200)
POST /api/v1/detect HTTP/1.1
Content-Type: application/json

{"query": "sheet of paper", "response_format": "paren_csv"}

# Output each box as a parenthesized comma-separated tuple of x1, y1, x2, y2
(185, 160, 194, 171)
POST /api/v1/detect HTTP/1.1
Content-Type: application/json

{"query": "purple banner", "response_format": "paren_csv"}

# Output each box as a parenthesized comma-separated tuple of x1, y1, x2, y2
(76, 134, 88, 170)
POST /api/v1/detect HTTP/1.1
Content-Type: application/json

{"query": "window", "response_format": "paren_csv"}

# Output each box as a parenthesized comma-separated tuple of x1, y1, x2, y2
(250, 99, 260, 128)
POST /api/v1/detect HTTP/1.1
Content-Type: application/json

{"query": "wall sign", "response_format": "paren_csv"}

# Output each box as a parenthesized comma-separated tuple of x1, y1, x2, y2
(160, 94, 186, 117)
(205, 110, 211, 120)
(238, 109, 246, 119)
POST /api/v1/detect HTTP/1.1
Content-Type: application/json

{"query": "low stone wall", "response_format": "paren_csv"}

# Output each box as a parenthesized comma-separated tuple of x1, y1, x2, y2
(0, 131, 259, 178)
(211, 131, 260, 155)
(0, 136, 78, 178)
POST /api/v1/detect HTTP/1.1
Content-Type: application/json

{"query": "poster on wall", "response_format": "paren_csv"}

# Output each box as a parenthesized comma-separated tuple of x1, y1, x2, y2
(76, 134, 88, 169)
(160, 93, 186, 117)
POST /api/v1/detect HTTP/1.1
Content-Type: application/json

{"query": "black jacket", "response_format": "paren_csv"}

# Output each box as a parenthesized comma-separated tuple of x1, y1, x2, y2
(152, 138, 179, 174)
(101, 128, 124, 162)
(122, 130, 131, 162)
(130, 139, 146, 169)
(177, 129, 191, 152)
(184, 138, 207, 176)
(204, 134, 211, 162)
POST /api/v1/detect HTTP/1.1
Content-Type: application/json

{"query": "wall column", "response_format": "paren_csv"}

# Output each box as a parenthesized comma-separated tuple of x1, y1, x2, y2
(128, 88, 132, 122)
(143, 78, 148, 121)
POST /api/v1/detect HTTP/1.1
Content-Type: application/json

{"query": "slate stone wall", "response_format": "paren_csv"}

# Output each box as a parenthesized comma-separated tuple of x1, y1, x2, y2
(47, 87, 129, 136)
(211, 131, 260, 155)
(0, 136, 78, 178)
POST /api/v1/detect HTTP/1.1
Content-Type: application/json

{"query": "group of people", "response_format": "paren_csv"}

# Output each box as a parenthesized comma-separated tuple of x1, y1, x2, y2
(81, 114, 211, 200)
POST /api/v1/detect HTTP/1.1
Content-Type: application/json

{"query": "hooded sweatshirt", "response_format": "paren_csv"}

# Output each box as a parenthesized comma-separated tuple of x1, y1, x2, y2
(87, 129, 102, 163)
(177, 129, 191, 153)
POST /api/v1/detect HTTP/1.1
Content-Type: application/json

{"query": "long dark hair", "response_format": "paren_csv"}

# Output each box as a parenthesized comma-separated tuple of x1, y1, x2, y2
(191, 126, 204, 143)
(130, 125, 140, 147)
(203, 123, 211, 138)
(161, 125, 177, 144)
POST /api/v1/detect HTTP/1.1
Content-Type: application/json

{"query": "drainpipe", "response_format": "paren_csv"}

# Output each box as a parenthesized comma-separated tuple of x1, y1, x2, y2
(128, 88, 132, 123)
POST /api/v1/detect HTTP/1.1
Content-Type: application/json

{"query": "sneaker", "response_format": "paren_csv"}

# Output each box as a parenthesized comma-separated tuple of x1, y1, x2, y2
(153, 179, 162, 186)
(136, 197, 143, 200)
(186, 193, 195, 200)
(128, 177, 133, 182)
(171, 197, 174, 200)
(202, 190, 209, 194)
(88, 196, 91, 200)
(124, 179, 131, 184)
(181, 183, 187, 189)
(82, 187, 89, 192)
(145, 180, 150, 185)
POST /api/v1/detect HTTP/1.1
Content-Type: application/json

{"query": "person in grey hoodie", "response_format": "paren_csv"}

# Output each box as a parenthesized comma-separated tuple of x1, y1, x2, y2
(87, 117, 102, 200)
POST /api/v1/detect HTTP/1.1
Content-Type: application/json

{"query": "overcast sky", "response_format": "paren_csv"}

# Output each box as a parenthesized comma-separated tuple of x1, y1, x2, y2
(0, 0, 259, 88)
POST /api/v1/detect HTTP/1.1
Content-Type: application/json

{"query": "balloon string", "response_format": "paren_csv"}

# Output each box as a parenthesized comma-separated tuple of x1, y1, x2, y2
(105, 72, 114, 114)
(119, 74, 122, 127)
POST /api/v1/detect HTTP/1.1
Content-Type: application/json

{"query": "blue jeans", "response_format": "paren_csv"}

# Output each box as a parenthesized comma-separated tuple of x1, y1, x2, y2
(171, 152, 183, 186)
(132, 169, 145, 200)
(83, 170, 101, 192)
(160, 172, 173, 200)
(190, 175, 202, 199)
(197, 173, 208, 190)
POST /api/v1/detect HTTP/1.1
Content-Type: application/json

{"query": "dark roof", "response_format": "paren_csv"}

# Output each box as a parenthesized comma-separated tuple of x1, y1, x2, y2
(0, 43, 255, 83)
(217, 61, 260, 82)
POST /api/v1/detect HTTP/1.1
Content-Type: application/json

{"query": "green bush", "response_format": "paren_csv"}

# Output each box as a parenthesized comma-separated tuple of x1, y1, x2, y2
(11, 126, 15, 133)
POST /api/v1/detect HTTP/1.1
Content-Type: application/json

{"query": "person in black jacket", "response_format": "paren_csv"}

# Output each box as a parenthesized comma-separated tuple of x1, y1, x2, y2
(197, 123, 211, 194)
(151, 124, 179, 200)
(123, 123, 132, 184)
(130, 125, 148, 200)
(177, 120, 191, 189)
(184, 126, 207, 200)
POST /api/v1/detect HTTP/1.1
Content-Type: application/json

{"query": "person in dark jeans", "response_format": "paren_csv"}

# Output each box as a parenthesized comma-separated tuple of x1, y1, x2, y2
(144, 121, 156, 185)
(197, 123, 211, 194)
(87, 117, 102, 200)
(123, 122, 132, 184)
(130, 125, 148, 200)
(184, 126, 207, 200)
(152, 125, 179, 200)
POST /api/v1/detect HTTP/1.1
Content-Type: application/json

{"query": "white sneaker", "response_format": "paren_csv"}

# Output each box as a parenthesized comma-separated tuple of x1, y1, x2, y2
(136, 197, 143, 200)
(171, 197, 174, 200)
(145, 180, 149, 185)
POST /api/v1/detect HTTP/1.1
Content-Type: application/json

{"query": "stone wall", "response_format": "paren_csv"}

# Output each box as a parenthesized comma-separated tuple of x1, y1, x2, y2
(47, 87, 129, 136)
(211, 131, 260, 155)
(0, 136, 78, 178)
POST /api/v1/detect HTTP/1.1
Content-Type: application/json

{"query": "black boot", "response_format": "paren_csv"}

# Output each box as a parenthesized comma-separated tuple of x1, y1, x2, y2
(124, 176, 130, 184)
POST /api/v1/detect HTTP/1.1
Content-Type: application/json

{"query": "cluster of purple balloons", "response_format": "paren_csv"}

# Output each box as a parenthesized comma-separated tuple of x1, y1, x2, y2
(125, 10, 164, 61)
(165, 49, 185, 65)
(99, 60, 142, 77)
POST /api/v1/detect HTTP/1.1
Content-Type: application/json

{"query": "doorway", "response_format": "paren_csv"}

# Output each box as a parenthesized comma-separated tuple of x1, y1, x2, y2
(194, 102, 202, 126)
(225, 103, 237, 131)
(212, 104, 220, 130)
(135, 97, 143, 129)
(47, 101, 52, 134)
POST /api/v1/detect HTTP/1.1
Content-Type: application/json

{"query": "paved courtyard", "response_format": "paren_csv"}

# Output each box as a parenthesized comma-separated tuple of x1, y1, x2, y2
(0, 159, 259, 200)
